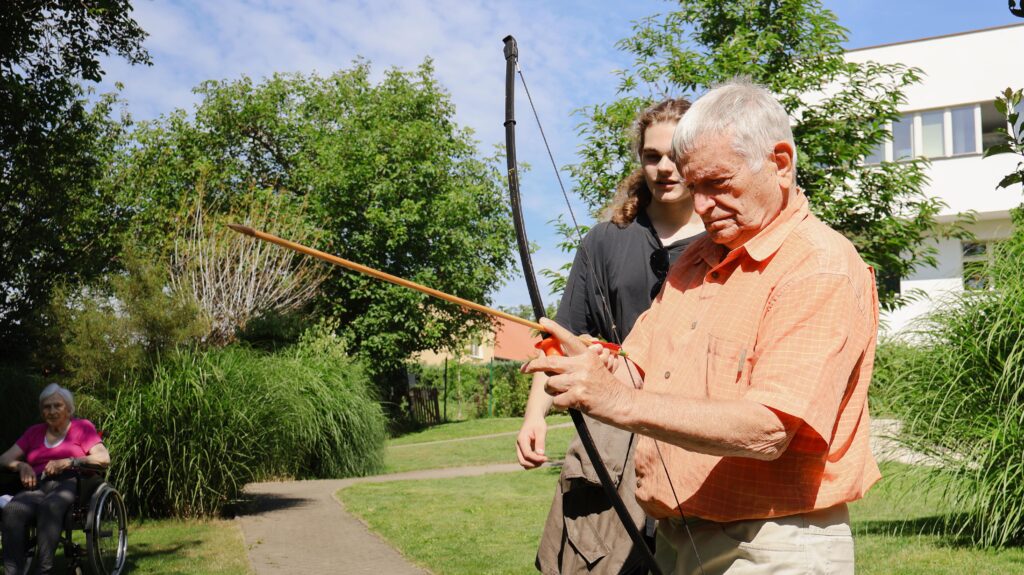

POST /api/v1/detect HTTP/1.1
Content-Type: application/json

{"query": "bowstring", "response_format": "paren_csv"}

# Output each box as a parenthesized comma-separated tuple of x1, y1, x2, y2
(516, 62, 706, 575)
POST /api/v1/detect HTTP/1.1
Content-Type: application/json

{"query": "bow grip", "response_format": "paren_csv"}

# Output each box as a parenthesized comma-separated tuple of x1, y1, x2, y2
(535, 337, 621, 357)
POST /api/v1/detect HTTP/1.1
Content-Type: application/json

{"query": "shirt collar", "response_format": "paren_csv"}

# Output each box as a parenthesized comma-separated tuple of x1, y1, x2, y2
(739, 188, 809, 263)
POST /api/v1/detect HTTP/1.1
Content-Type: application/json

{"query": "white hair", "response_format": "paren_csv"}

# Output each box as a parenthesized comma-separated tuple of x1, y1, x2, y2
(672, 78, 797, 177)
(39, 383, 75, 416)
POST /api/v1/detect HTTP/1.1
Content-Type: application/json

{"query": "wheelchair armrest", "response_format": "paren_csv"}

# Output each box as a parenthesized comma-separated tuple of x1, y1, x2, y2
(77, 462, 108, 476)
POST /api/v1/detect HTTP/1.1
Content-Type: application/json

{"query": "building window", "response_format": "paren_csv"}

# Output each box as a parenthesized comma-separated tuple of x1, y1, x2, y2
(892, 114, 913, 160)
(981, 102, 1006, 151)
(920, 110, 945, 158)
(468, 337, 484, 359)
(950, 106, 977, 155)
(962, 240, 995, 290)
(864, 140, 885, 164)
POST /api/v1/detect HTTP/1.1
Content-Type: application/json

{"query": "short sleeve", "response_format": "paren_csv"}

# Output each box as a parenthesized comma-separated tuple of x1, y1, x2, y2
(744, 272, 868, 444)
(14, 427, 35, 453)
(74, 419, 103, 453)
(554, 240, 593, 337)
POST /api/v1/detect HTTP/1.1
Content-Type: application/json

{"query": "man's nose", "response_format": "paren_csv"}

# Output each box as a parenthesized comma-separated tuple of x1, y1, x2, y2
(692, 190, 715, 215)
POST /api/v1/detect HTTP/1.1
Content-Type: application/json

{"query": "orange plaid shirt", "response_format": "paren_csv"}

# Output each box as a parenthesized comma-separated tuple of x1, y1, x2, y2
(623, 190, 881, 522)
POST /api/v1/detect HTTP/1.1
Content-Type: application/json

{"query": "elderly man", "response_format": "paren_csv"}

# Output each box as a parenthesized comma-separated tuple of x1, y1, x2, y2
(525, 79, 880, 575)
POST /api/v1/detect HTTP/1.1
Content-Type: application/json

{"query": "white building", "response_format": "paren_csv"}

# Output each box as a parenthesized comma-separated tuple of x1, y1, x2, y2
(844, 23, 1024, 334)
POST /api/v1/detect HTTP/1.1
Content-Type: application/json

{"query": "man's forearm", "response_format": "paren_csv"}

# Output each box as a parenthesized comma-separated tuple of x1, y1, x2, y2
(593, 386, 795, 461)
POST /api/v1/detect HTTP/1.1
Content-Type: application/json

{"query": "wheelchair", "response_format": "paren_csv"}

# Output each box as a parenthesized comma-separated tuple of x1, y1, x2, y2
(0, 465, 127, 575)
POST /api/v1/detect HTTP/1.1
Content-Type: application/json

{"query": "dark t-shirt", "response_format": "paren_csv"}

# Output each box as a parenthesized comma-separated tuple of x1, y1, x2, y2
(555, 211, 703, 343)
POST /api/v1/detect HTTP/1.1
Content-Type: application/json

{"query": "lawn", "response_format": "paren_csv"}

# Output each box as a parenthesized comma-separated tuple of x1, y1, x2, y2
(50, 519, 252, 574)
(343, 458, 1024, 574)
(384, 415, 575, 474)
(389, 415, 571, 446)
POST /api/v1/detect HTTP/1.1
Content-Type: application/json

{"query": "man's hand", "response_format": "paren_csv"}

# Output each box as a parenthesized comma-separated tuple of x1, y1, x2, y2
(522, 318, 634, 421)
(516, 417, 548, 469)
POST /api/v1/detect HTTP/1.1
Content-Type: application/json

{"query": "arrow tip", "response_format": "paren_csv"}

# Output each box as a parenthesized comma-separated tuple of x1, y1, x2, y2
(227, 223, 256, 237)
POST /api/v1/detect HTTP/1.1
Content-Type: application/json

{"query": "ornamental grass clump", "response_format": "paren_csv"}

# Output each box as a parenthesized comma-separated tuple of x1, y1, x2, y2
(101, 339, 386, 518)
(886, 215, 1024, 547)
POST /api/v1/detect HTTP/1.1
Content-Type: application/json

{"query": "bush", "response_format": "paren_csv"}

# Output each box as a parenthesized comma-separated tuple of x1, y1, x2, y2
(868, 339, 926, 417)
(100, 340, 386, 518)
(0, 364, 46, 447)
(414, 359, 531, 420)
(48, 253, 208, 395)
(885, 210, 1024, 547)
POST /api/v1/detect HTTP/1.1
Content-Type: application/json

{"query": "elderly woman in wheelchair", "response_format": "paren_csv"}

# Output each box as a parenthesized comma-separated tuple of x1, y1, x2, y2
(1, 384, 126, 575)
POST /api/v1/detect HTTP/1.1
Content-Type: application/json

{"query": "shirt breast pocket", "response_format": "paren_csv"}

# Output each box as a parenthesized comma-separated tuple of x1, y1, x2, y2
(706, 335, 750, 399)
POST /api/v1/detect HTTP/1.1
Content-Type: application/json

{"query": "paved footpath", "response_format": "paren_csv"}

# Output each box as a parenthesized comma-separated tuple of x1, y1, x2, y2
(238, 462, 540, 574)
(239, 419, 922, 574)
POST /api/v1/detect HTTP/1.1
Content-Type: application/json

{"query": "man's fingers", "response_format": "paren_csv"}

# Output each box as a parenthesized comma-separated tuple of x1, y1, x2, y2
(539, 317, 588, 355)
(521, 354, 569, 375)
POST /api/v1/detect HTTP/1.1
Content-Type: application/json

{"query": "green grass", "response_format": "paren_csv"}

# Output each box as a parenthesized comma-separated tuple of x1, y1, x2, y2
(49, 519, 251, 574)
(384, 423, 575, 474)
(340, 463, 1024, 575)
(126, 520, 252, 574)
(389, 415, 571, 446)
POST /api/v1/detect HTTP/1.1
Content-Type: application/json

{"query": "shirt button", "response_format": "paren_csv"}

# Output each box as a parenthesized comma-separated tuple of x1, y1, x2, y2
(691, 321, 697, 330)
(664, 371, 671, 379)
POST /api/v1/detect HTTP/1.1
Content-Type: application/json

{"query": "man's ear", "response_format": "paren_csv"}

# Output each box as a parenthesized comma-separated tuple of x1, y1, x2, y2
(771, 141, 795, 186)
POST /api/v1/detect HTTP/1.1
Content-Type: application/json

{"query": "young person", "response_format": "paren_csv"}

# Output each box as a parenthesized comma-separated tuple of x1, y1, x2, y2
(516, 98, 705, 575)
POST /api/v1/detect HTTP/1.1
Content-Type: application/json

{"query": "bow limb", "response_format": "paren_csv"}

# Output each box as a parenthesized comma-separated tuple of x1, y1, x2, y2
(502, 35, 664, 575)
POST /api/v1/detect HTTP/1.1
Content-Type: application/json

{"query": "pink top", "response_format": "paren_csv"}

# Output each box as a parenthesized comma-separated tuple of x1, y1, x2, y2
(16, 419, 103, 475)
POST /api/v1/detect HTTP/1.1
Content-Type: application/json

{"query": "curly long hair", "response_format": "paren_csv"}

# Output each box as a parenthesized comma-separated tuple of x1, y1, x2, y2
(604, 98, 691, 228)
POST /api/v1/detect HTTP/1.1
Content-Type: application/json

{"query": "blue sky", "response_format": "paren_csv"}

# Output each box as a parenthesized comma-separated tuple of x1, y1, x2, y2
(97, 0, 1021, 310)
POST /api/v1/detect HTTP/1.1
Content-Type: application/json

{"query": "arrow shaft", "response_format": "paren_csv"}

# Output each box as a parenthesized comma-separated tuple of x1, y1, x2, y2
(227, 224, 543, 332)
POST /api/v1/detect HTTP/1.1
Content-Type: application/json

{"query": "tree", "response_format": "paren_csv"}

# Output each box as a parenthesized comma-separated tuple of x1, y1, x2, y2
(0, 1, 150, 358)
(984, 87, 1024, 191)
(564, 0, 968, 309)
(113, 63, 518, 403)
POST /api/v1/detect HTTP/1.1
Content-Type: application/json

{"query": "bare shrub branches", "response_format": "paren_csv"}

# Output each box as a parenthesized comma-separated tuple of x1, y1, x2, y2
(171, 191, 329, 346)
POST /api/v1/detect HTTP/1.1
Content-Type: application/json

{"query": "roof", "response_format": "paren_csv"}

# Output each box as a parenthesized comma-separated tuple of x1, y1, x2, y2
(846, 21, 1024, 54)
(492, 316, 541, 362)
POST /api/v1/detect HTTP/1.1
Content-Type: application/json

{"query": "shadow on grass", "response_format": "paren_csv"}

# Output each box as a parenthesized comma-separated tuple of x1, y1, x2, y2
(122, 539, 204, 569)
(854, 513, 1024, 549)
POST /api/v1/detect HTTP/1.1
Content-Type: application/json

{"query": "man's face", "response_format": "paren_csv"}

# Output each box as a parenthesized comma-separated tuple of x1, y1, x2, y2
(678, 132, 791, 250)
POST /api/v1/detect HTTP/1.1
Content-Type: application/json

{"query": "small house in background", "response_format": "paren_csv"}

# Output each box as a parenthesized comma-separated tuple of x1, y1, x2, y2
(417, 316, 540, 365)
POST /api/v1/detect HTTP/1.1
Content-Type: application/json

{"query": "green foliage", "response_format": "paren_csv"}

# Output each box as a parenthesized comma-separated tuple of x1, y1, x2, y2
(563, 0, 970, 309)
(99, 335, 386, 518)
(414, 360, 532, 420)
(111, 63, 517, 398)
(47, 252, 208, 394)
(0, 1, 149, 357)
(881, 210, 1024, 547)
(984, 87, 1024, 190)
(867, 339, 926, 418)
(0, 364, 46, 447)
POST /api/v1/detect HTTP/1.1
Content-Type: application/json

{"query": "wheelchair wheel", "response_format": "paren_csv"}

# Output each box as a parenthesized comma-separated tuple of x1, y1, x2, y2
(85, 485, 127, 575)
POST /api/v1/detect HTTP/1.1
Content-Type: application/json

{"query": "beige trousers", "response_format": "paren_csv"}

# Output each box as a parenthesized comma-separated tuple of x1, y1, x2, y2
(654, 504, 855, 575)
